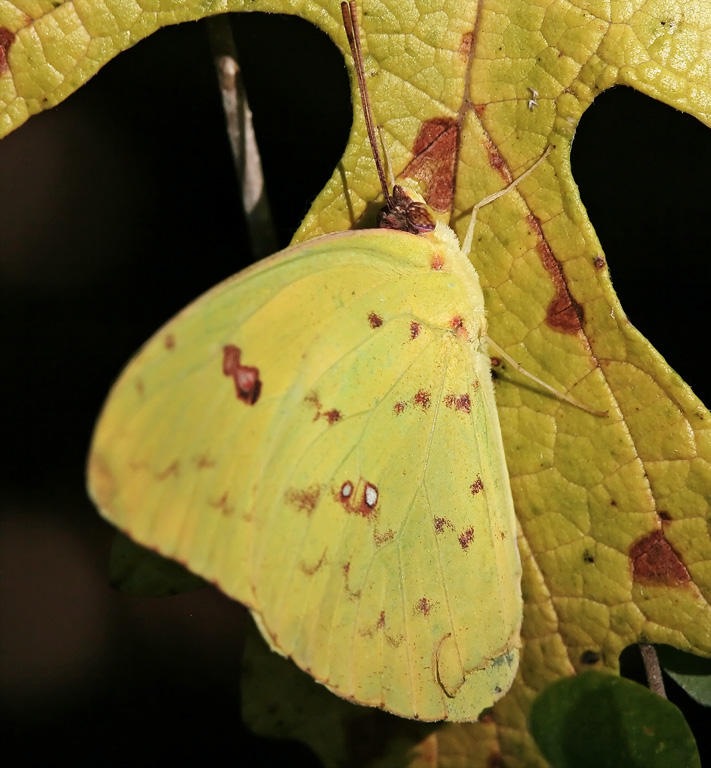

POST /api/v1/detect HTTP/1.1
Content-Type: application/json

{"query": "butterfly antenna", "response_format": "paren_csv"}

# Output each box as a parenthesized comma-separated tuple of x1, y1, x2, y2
(341, 0, 392, 206)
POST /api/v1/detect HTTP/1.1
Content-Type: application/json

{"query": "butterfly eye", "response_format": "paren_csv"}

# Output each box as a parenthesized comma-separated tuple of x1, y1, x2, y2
(405, 201, 436, 233)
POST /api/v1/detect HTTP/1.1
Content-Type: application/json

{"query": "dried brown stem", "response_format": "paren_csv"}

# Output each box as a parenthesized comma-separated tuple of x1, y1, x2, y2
(206, 15, 277, 259)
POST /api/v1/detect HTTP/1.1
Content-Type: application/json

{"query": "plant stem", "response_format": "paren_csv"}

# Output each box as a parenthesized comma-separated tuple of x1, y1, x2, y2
(206, 15, 277, 259)
(640, 644, 667, 698)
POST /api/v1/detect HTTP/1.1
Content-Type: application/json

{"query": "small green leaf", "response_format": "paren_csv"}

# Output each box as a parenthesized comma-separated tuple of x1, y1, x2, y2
(109, 531, 206, 597)
(529, 670, 701, 768)
(657, 645, 711, 707)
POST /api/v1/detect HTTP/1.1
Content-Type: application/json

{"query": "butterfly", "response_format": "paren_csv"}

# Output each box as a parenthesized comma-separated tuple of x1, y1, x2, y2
(86, 0, 566, 721)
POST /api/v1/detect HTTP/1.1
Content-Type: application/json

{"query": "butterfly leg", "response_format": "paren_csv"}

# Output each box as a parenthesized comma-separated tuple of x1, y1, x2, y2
(461, 145, 552, 256)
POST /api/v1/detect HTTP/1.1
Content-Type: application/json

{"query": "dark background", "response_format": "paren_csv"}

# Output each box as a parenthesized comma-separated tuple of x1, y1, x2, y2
(1, 12, 709, 766)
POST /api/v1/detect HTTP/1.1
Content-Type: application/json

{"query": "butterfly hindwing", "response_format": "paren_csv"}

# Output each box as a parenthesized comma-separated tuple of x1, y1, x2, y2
(88, 227, 521, 721)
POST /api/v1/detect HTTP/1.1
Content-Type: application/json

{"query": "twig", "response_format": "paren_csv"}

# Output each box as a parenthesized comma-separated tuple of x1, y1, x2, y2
(640, 644, 667, 698)
(206, 15, 277, 259)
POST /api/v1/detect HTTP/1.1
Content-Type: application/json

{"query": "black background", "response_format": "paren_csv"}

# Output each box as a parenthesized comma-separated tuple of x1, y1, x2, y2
(1, 12, 709, 766)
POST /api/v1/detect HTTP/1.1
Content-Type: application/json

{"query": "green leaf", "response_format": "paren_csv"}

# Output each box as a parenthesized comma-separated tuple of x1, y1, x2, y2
(109, 531, 207, 597)
(529, 670, 701, 768)
(657, 645, 711, 707)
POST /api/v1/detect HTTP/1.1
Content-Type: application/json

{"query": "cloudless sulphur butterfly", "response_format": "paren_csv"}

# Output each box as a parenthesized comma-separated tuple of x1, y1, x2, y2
(87, 0, 563, 721)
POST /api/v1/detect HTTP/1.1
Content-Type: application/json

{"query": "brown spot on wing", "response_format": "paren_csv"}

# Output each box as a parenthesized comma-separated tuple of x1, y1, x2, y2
(322, 408, 342, 424)
(342, 561, 361, 599)
(415, 597, 433, 616)
(470, 476, 484, 494)
(458, 527, 474, 550)
(393, 401, 406, 414)
(527, 215, 584, 335)
(410, 321, 421, 339)
(444, 393, 472, 412)
(434, 517, 455, 533)
(300, 549, 327, 575)
(373, 527, 394, 546)
(209, 491, 233, 517)
(193, 454, 215, 469)
(431, 253, 445, 270)
(593, 256, 606, 270)
(222, 345, 262, 404)
(401, 117, 458, 212)
(0, 28, 15, 75)
(305, 392, 342, 424)
(155, 460, 179, 480)
(335, 478, 378, 519)
(285, 485, 321, 515)
(630, 529, 690, 587)
(164, 333, 175, 350)
(368, 312, 383, 328)
(413, 390, 431, 410)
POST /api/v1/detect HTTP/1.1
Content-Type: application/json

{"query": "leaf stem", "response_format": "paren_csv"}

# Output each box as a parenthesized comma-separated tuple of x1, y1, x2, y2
(206, 15, 277, 259)
(640, 644, 667, 698)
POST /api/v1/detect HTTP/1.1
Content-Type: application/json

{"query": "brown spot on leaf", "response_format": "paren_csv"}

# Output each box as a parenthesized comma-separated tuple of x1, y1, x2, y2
(470, 476, 484, 495)
(658, 510, 672, 522)
(630, 529, 690, 587)
(580, 650, 600, 664)
(474, 104, 486, 117)
(583, 549, 595, 563)
(223, 344, 262, 404)
(164, 333, 175, 350)
(400, 117, 458, 212)
(368, 312, 383, 328)
(593, 256, 606, 270)
(393, 401, 406, 414)
(459, 31, 473, 60)
(285, 485, 321, 515)
(0, 28, 15, 75)
(410, 321, 421, 339)
(485, 142, 509, 182)
(323, 409, 342, 424)
(527, 215, 584, 335)
(458, 527, 475, 550)
(414, 389, 431, 410)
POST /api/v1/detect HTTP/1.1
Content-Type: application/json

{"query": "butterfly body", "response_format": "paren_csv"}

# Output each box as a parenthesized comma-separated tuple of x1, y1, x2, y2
(89, 217, 522, 721)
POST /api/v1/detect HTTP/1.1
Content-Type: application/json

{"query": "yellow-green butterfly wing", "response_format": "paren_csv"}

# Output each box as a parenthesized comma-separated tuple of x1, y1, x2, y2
(88, 224, 521, 722)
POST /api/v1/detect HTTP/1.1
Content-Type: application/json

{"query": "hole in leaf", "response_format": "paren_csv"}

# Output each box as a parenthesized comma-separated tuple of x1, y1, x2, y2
(572, 86, 710, 405)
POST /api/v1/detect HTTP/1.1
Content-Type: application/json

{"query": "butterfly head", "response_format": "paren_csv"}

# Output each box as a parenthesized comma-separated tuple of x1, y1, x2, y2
(377, 184, 435, 235)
